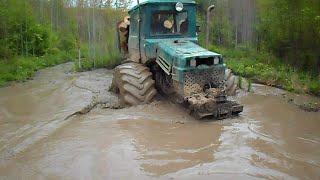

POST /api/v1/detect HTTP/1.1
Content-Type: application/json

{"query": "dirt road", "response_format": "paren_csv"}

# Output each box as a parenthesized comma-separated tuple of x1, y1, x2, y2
(0, 63, 320, 179)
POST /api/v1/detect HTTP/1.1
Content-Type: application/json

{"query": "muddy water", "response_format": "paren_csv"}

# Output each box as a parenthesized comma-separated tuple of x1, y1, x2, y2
(0, 63, 320, 179)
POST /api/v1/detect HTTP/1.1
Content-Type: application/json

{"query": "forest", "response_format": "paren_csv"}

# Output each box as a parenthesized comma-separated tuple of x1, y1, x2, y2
(0, 0, 319, 95)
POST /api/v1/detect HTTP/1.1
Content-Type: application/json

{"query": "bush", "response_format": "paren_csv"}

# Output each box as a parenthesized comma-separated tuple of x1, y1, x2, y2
(73, 43, 122, 72)
(74, 53, 122, 72)
(27, 24, 51, 56)
(309, 80, 320, 96)
(0, 0, 52, 58)
(0, 51, 74, 86)
(58, 33, 76, 53)
(0, 40, 14, 60)
(214, 46, 320, 96)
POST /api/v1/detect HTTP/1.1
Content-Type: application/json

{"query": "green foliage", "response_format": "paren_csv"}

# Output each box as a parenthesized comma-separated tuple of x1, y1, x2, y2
(196, 0, 234, 47)
(73, 7, 126, 71)
(27, 24, 51, 56)
(195, 0, 215, 13)
(212, 46, 320, 96)
(309, 80, 320, 96)
(0, 0, 51, 57)
(197, 0, 319, 76)
(210, 1, 234, 47)
(58, 33, 76, 53)
(0, 0, 78, 86)
(256, 0, 320, 74)
(0, 51, 73, 86)
(74, 43, 122, 72)
(0, 40, 14, 59)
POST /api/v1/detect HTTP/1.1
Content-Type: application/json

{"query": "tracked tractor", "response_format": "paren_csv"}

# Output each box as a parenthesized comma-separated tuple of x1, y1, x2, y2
(112, 0, 243, 119)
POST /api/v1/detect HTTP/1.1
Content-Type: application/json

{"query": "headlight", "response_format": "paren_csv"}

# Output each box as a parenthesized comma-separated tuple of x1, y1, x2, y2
(176, 2, 184, 12)
(214, 57, 220, 65)
(190, 59, 196, 67)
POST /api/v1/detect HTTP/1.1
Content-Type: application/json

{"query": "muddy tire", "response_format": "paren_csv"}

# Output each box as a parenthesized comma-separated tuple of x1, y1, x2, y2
(225, 68, 238, 96)
(113, 62, 157, 106)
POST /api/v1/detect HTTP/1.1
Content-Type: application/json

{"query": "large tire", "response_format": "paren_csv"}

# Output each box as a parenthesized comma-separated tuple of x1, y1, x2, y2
(225, 68, 238, 96)
(113, 62, 157, 106)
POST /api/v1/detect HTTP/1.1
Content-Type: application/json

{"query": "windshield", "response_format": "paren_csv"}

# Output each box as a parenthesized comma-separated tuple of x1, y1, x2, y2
(151, 11, 188, 35)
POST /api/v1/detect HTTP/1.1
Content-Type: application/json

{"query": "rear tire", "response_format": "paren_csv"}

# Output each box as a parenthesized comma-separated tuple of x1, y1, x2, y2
(225, 68, 238, 96)
(113, 62, 157, 106)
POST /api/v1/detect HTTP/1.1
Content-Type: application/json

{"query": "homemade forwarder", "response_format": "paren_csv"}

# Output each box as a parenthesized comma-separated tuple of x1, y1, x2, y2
(112, 0, 243, 119)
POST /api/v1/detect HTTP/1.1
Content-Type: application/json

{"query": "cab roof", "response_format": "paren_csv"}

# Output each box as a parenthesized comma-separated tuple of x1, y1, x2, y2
(129, 0, 196, 12)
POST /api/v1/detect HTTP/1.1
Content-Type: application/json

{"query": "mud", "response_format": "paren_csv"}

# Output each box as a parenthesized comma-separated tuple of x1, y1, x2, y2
(1, 63, 320, 179)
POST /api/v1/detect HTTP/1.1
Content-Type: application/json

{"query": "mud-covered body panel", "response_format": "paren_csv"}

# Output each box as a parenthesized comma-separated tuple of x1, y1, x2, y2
(154, 40, 225, 97)
(152, 40, 242, 119)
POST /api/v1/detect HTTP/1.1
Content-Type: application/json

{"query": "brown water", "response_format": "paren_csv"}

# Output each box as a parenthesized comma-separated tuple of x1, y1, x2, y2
(0, 63, 320, 179)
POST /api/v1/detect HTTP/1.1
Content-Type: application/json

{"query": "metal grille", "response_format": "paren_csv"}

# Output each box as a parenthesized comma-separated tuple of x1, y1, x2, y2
(184, 68, 224, 96)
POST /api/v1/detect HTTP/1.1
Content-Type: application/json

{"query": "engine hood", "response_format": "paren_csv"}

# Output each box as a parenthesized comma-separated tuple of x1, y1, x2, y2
(157, 40, 221, 59)
(155, 40, 223, 75)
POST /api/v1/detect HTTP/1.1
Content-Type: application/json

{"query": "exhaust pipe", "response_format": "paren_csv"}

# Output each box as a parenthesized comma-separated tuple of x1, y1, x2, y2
(206, 5, 215, 49)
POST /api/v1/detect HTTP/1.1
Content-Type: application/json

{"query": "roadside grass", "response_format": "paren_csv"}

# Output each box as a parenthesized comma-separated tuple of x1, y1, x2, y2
(210, 46, 320, 96)
(0, 51, 73, 86)
(73, 22, 123, 72)
(0, 43, 123, 87)
(73, 43, 122, 72)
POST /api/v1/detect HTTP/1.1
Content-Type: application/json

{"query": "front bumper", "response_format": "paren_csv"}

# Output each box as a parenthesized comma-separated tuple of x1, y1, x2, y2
(186, 89, 243, 119)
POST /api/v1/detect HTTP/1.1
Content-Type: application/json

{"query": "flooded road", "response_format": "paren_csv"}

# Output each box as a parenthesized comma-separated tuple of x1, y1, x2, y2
(0, 63, 320, 179)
